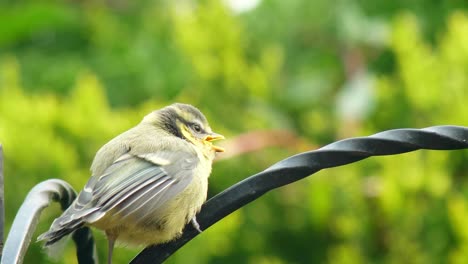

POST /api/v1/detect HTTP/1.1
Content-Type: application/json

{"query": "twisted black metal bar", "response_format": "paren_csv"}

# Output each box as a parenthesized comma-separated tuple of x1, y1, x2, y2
(1, 179, 97, 264)
(131, 125, 468, 263)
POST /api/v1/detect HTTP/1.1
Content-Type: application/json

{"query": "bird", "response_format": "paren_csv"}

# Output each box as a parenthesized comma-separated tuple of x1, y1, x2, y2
(38, 103, 225, 264)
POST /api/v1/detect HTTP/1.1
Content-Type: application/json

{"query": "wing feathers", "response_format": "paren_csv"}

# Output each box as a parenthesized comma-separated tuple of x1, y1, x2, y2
(116, 176, 176, 220)
(38, 150, 198, 245)
(100, 170, 166, 212)
(97, 166, 158, 205)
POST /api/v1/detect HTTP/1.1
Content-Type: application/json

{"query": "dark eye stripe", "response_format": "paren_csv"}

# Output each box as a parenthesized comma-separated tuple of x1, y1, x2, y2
(159, 108, 187, 140)
(178, 116, 204, 133)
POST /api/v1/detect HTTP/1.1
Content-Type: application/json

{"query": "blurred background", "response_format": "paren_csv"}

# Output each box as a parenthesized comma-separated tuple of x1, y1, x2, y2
(1, 0, 468, 263)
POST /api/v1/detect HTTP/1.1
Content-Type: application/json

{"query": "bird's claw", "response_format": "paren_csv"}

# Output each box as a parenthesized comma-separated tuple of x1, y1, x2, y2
(191, 217, 202, 233)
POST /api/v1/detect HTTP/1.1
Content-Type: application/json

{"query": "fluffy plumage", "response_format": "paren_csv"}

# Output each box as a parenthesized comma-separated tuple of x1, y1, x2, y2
(38, 103, 224, 263)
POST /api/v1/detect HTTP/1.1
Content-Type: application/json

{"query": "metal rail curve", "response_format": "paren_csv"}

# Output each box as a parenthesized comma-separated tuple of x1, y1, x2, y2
(1, 179, 96, 264)
(131, 125, 468, 263)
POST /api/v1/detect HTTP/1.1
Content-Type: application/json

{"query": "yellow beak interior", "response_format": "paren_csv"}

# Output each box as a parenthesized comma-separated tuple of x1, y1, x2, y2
(204, 133, 225, 152)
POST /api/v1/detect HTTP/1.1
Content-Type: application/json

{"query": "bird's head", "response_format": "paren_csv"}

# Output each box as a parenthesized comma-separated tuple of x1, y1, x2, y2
(143, 103, 225, 154)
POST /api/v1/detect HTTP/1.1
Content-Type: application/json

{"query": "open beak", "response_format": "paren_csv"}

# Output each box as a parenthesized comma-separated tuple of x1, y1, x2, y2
(204, 132, 225, 152)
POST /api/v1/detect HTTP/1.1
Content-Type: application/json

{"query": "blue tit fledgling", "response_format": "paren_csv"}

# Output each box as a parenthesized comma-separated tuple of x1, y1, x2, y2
(38, 103, 224, 263)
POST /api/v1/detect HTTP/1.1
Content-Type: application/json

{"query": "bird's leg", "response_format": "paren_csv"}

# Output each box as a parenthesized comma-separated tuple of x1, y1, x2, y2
(191, 216, 202, 233)
(106, 232, 117, 264)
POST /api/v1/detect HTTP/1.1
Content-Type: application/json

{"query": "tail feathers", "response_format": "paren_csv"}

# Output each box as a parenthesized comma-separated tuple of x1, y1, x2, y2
(39, 202, 103, 247)
(38, 204, 97, 243)
(38, 222, 84, 246)
(38, 216, 85, 246)
(37, 220, 84, 261)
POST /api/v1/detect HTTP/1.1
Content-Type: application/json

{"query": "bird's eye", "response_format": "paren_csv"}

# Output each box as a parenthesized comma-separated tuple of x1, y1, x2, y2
(192, 123, 202, 133)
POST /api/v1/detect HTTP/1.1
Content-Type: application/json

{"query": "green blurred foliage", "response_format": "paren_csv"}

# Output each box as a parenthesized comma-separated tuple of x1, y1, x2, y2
(0, 0, 467, 263)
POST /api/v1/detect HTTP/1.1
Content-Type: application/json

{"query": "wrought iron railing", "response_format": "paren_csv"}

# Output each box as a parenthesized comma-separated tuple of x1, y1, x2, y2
(1, 125, 468, 264)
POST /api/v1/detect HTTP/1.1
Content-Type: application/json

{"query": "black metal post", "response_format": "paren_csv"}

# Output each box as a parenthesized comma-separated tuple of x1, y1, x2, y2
(0, 145, 4, 261)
